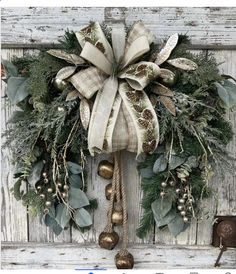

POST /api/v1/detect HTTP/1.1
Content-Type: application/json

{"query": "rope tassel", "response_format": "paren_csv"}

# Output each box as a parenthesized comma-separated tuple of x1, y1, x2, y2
(98, 152, 134, 269)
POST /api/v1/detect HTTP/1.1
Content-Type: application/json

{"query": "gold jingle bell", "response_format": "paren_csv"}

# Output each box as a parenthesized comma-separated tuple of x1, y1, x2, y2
(53, 78, 68, 91)
(115, 250, 134, 269)
(98, 231, 119, 250)
(105, 183, 117, 201)
(98, 160, 114, 180)
(111, 210, 124, 225)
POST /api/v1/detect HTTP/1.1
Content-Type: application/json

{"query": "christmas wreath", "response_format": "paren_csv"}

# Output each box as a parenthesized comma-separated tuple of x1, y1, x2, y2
(2, 21, 236, 269)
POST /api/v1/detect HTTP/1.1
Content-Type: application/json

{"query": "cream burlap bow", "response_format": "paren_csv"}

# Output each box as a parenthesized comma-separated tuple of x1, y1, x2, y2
(69, 21, 161, 156)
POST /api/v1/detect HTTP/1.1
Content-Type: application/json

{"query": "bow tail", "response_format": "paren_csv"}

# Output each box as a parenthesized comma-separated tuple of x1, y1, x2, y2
(119, 82, 159, 156)
(88, 77, 118, 156)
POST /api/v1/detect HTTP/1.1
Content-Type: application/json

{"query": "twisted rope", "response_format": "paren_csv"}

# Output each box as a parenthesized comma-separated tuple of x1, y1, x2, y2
(120, 154, 128, 250)
(105, 152, 119, 233)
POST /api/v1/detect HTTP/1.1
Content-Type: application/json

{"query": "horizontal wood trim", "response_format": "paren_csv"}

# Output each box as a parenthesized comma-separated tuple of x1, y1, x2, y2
(2, 242, 236, 269)
(1, 7, 236, 49)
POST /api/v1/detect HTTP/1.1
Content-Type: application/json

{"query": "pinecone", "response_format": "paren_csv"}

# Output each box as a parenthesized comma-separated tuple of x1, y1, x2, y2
(133, 104, 143, 113)
(138, 118, 150, 128)
(126, 91, 140, 102)
(137, 64, 148, 71)
(84, 37, 93, 44)
(82, 26, 92, 34)
(95, 42, 106, 53)
(145, 129, 155, 141)
(142, 139, 157, 153)
(142, 109, 153, 120)
(135, 70, 147, 78)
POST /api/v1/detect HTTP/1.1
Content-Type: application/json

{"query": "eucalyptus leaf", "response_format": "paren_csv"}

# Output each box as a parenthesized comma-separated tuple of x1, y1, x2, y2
(67, 161, 82, 174)
(68, 187, 90, 209)
(154, 209, 177, 227)
(6, 77, 29, 105)
(153, 154, 167, 173)
(151, 196, 173, 220)
(27, 161, 44, 188)
(215, 80, 236, 108)
(55, 204, 71, 229)
(167, 214, 186, 237)
(139, 166, 155, 179)
(44, 214, 63, 236)
(169, 155, 186, 170)
(74, 208, 92, 227)
(69, 174, 83, 188)
(2, 59, 18, 77)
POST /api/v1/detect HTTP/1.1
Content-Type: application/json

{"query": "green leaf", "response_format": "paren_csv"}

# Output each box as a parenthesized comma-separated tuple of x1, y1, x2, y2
(55, 204, 71, 229)
(151, 196, 173, 220)
(169, 155, 186, 170)
(69, 174, 83, 188)
(6, 77, 29, 105)
(13, 179, 24, 201)
(168, 214, 186, 237)
(74, 208, 92, 227)
(215, 80, 236, 108)
(68, 187, 90, 209)
(2, 60, 18, 77)
(139, 166, 155, 179)
(44, 214, 63, 236)
(67, 161, 82, 174)
(154, 208, 177, 227)
(27, 161, 44, 188)
(153, 154, 167, 173)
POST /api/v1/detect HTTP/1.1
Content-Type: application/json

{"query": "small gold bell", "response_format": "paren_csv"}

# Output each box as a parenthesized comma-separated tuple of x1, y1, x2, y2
(98, 231, 119, 250)
(98, 160, 114, 180)
(115, 250, 134, 269)
(53, 78, 68, 91)
(105, 183, 115, 201)
(111, 210, 123, 225)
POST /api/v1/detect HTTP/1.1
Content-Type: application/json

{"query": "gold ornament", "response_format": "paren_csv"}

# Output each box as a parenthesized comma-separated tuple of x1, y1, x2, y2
(44, 208, 49, 214)
(40, 194, 45, 199)
(98, 231, 119, 250)
(45, 201, 52, 207)
(53, 78, 68, 91)
(36, 186, 42, 191)
(105, 183, 113, 200)
(61, 192, 67, 199)
(169, 180, 176, 186)
(115, 251, 134, 269)
(180, 210, 186, 216)
(44, 178, 49, 184)
(97, 160, 114, 180)
(161, 182, 167, 188)
(175, 188, 181, 194)
(178, 198, 185, 204)
(111, 210, 123, 225)
(183, 216, 189, 223)
(57, 182, 63, 188)
(160, 191, 166, 197)
(177, 205, 184, 211)
(47, 188, 53, 193)
(63, 185, 69, 191)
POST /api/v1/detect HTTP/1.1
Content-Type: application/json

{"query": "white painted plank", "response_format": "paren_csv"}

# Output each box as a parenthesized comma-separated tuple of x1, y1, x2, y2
(1, 7, 236, 49)
(1, 49, 28, 242)
(2, 242, 236, 269)
(196, 50, 236, 245)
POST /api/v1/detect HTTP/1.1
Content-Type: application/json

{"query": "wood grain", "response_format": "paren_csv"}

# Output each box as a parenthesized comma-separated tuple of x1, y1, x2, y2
(1, 49, 28, 242)
(2, 242, 236, 269)
(1, 7, 236, 49)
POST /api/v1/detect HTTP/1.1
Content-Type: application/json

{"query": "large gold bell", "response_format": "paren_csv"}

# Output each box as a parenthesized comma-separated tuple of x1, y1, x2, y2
(115, 251, 134, 269)
(98, 231, 119, 250)
(98, 160, 114, 180)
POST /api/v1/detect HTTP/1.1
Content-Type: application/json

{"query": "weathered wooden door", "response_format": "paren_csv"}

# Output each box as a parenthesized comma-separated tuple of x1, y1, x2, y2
(1, 7, 236, 269)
